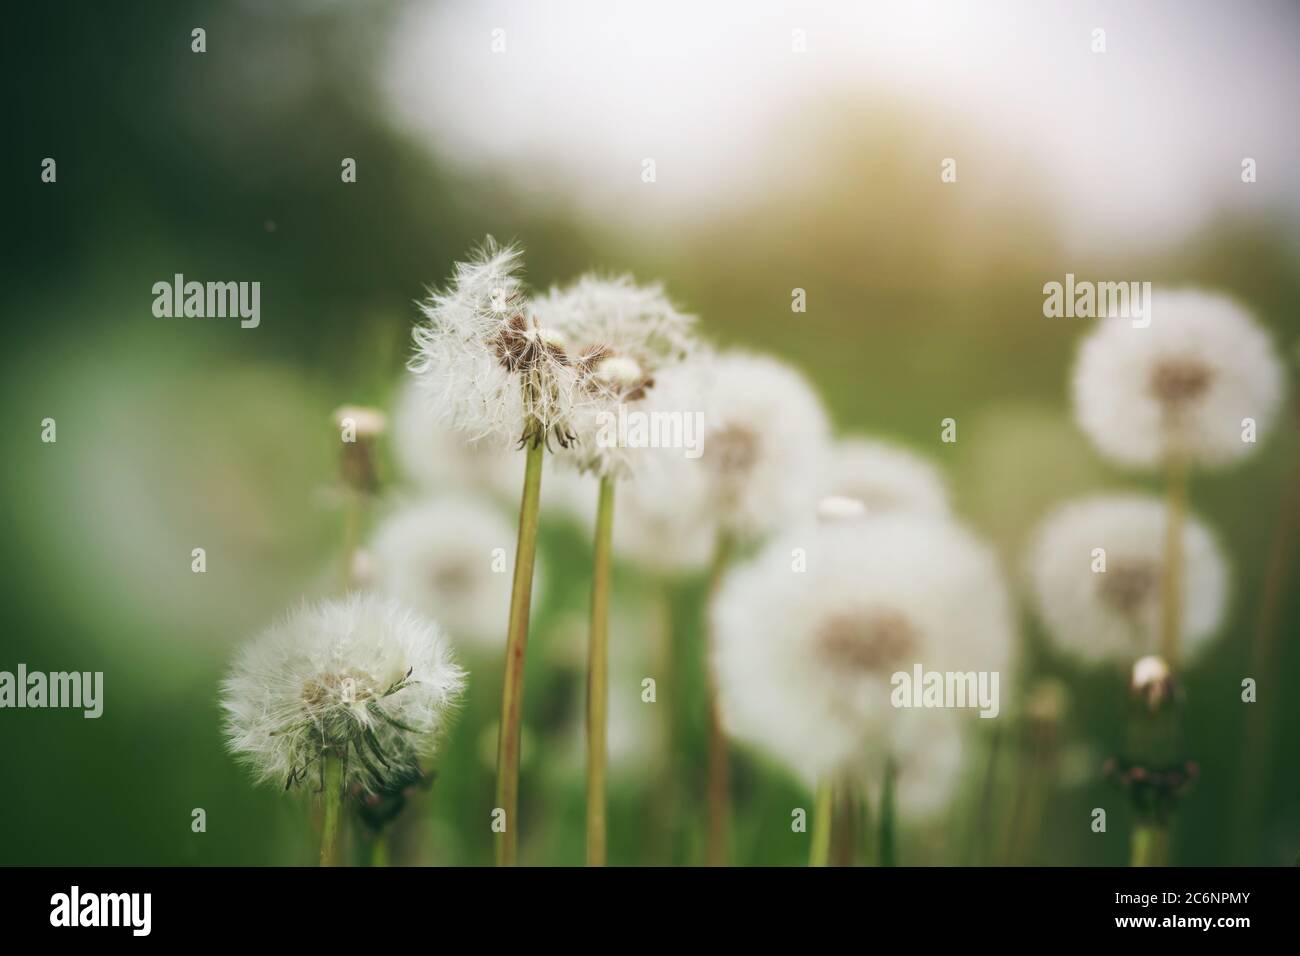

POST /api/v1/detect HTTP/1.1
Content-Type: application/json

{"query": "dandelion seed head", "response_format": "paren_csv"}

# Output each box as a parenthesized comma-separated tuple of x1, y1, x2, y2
(682, 351, 832, 540)
(1025, 494, 1229, 664)
(409, 238, 584, 447)
(221, 594, 466, 793)
(1072, 289, 1284, 469)
(712, 514, 1014, 787)
(535, 274, 698, 478)
(367, 495, 533, 653)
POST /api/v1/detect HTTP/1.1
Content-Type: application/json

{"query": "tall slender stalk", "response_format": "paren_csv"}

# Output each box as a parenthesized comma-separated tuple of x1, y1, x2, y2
(1131, 823, 1169, 867)
(649, 581, 678, 865)
(878, 757, 897, 867)
(586, 475, 615, 866)
(809, 778, 833, 867)
(705, 532, 735, 867)
(1160, 458, 1189, 666)
(319, 755, 344, 867)
(494, 437, 545, 866)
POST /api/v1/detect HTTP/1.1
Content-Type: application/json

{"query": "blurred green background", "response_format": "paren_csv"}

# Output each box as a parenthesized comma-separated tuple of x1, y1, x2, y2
(3, 0, 1298, 865)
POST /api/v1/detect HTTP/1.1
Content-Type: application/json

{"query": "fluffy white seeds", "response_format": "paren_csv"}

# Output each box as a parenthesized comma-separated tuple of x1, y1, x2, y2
(1025, 494, 1229, 664)
(826, 438, 951, 517)
(649, 351, 831, 541)
(1072, 288, 1284, 469)
(712, 514, 1015, 788)
(367, 495, 533, 653)
(409, 238, 583, 447)
(536, 274, 697, 478)
(221, 594, 466, 792)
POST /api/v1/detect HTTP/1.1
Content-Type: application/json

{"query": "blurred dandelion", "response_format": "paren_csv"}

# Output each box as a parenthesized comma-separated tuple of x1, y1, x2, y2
(1025, 494, 1228, 666)
(368, 495, 539, 655)
(1072, 289, 1280, 667)
(712, 513, 1015, 864)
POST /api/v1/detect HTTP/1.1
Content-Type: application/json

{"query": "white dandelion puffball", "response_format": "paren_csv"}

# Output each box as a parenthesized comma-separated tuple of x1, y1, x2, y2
(657, 351, 831, 541)
(221, 594, 466, 792)
(367, 495, 535, 653)
(826, 438, 951, 517)
(712, 514, 1015, 787)
(535, 274, 697, 479)
(1072, 288, 1284, 469)
(1026, 494, 1229, 664)
(409, 238, 584, 447)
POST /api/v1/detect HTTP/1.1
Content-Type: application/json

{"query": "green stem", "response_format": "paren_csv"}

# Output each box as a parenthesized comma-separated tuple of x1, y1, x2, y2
(1160, 459, 1188, 667)
(586, 475, 615, 866)
(705, 532, 735, 867)
(1132, 823, 1170, 867)
(369, 831, 389, 867)
(494, 437, 545, 867)
(319, 755, 344, 867)
(878, 757, 897, 867)
(809, 778, 834, 867)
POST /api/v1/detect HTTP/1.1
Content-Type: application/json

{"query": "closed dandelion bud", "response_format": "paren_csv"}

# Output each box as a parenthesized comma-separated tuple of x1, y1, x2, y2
(333, 404, 387, 495)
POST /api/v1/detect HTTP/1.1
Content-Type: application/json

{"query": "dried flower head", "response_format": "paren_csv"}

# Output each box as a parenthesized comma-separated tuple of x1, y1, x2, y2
(1026, 494, 1229, 664)
(221, 594, 466, 793)
(535, 274, 697, 478)
(409, 238, 584, 448)
(367, 495, 535, 654)
(1072, 289, 1284, 469)
(712, 514, 1015, 787)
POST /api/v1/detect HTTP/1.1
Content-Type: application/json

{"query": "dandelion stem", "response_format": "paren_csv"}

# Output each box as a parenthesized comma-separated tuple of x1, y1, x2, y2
(1132, 823, 1169, 867)
(878, 757, 897, 867)
(342, 489, 361, 589)
(369, 832, 389, 867)
(1160, 458, 1189, 667)
(705, 532, 735, 867)
(586, 475, 615, 867)
(494, 436, 545, 866)
(319, 755, 344, 867)
(809, 778, 834, 867)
